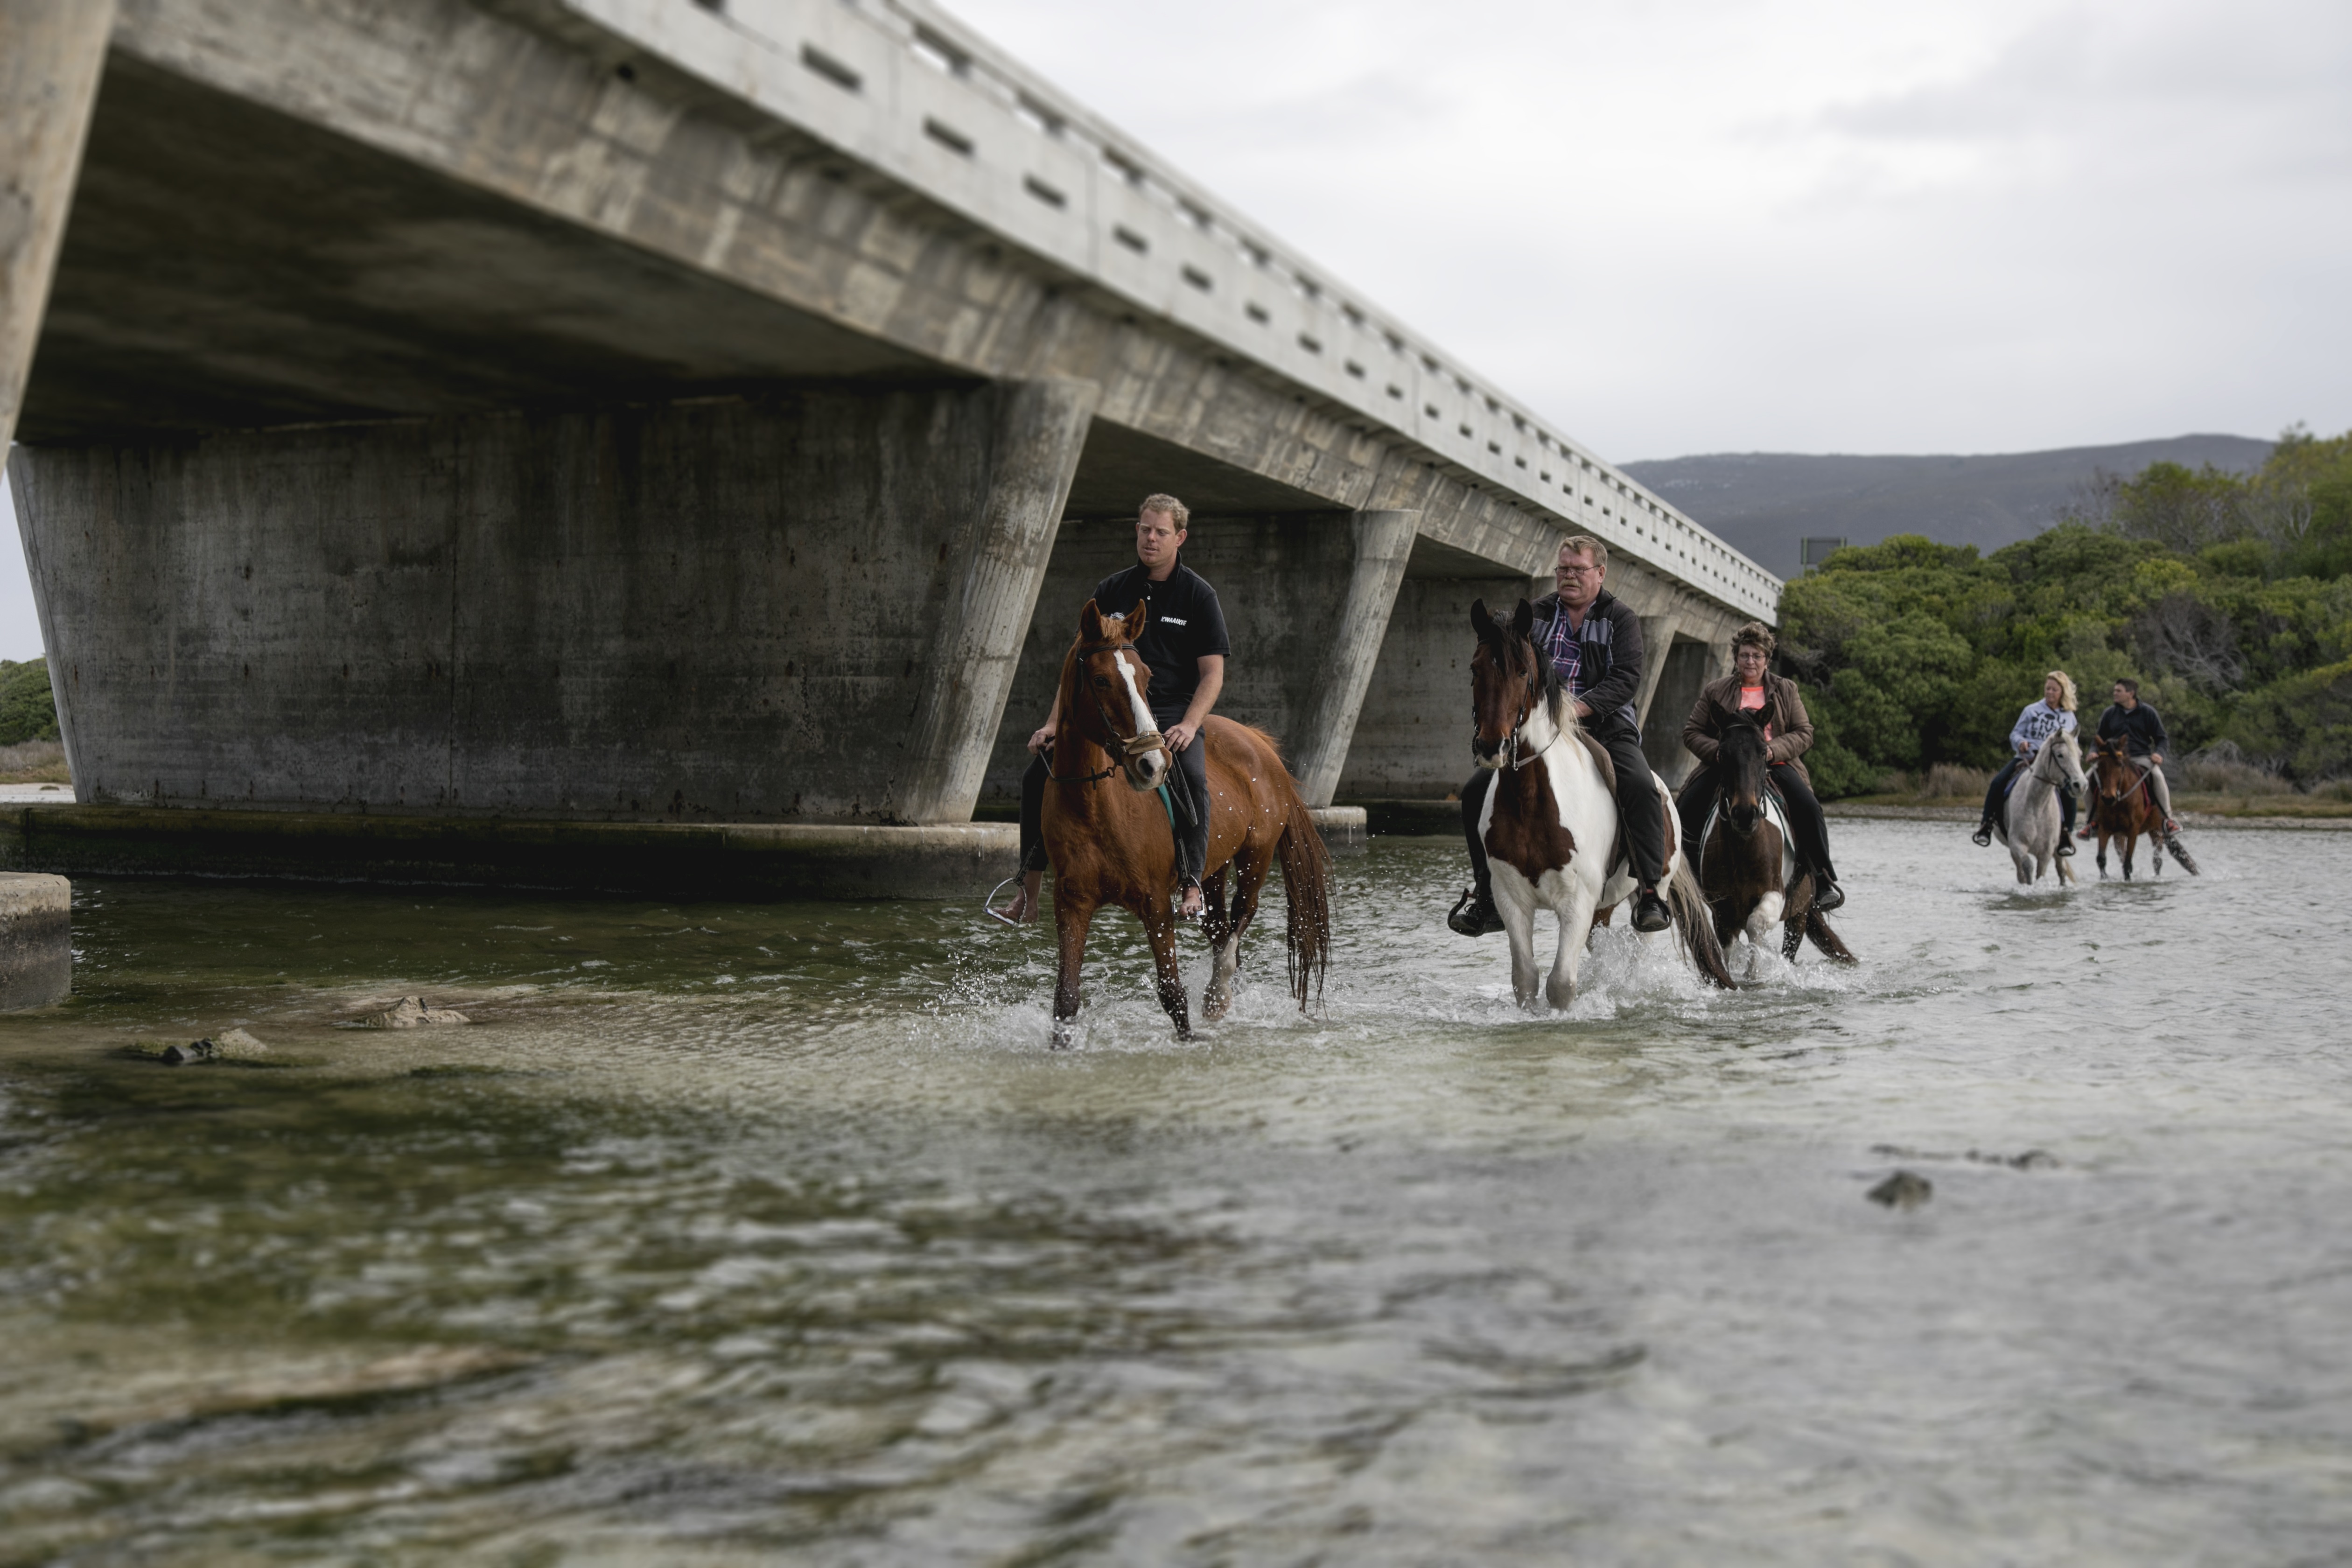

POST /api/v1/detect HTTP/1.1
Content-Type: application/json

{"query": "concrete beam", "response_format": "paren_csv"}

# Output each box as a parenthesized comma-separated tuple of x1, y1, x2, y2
(1290, 510, 1418, 807)
(11, 386, 1108, 823)
(0, 0, 113, 451)
(898, 378, 1097, 824)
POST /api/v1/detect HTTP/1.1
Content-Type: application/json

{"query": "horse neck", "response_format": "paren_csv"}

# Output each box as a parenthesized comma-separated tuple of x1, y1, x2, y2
(1054, 663, 1117, 794)
(1518, 688, 1564, 757)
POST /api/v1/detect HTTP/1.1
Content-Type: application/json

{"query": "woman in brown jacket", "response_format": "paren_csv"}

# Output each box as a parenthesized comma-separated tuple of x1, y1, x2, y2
(1673, 621, 1844, 911)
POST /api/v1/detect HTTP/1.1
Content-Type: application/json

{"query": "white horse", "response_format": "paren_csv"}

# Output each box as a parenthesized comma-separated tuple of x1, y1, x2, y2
(1469, 600, 1736, 1008)
(1993, 728, 2086, 886)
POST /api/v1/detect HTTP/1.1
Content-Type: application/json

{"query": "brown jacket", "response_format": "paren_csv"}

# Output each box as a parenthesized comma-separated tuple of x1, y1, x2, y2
(1682, 672, 1815, 787)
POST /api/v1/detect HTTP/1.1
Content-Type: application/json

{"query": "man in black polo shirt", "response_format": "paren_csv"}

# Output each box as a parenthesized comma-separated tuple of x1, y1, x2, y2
(995, 493, 1231, 924)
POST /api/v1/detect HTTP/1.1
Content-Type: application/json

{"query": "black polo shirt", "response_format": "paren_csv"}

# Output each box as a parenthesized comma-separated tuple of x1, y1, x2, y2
(1090, 556, 1231, 713)
(2097, 701, 2169, 757)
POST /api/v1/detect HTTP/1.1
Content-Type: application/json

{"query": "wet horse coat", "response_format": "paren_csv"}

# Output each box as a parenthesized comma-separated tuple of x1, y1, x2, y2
(1468, 599, 1735, 1007)
(1040, 599, 1331, 1044)
(1697, 717, 1856, 970)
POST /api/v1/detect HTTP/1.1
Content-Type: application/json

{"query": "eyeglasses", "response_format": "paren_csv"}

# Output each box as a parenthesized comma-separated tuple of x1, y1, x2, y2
(1555, 564, 1603, 577)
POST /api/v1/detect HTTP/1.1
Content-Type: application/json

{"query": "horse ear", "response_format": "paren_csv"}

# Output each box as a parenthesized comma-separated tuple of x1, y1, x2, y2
(1512, 599, 1535, 640)
(1121, 598, 1149, 643)
(1078, 598, 1107, 641)
(1470, 599, 1498, 645)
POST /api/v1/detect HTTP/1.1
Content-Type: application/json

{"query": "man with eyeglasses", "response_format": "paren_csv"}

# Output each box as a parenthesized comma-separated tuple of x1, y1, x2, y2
(1448, 535, 1675, 936)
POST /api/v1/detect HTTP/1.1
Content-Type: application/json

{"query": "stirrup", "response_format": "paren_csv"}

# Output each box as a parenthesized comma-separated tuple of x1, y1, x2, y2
(1810, 876, 1845, 913)
(2055, 839, 2075, 857)
(1971, 824, 1993, 847)
(1446, 885, 1504, 938)
(1632, 888, 1672, 934)
(983, 876, 1027, 928)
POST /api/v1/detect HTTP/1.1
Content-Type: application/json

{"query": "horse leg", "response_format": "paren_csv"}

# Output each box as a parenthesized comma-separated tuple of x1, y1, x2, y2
(1546, 881, 1601, 1010)
(1140, 902, 1192, 1039)
(1051, 897, 1097, 1049)
(1497, 875, 1542, 1009)
(1204, 850, 1269, 1022)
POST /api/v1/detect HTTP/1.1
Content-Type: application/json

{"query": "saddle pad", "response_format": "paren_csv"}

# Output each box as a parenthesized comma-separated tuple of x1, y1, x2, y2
(1577, 730, 1617, 797)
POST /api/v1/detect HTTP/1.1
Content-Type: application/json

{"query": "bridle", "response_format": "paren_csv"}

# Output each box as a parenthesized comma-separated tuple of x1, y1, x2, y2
(1475, 638, 1558, 774)
(1051, 641, 1169, 786)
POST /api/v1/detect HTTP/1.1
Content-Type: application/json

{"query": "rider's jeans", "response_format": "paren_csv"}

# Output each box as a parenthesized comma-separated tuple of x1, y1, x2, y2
(2131, 756, 2176, 821)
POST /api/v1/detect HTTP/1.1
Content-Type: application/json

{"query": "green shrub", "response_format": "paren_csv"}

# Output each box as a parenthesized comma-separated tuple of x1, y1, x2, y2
(0, 659, 59, 745)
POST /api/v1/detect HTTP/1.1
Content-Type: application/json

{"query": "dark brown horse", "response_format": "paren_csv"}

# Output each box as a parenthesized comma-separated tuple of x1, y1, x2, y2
(1041, 598, 1331, 1045)
(2086, 736, 2198, 878)
(1698, 716, 1855, 969)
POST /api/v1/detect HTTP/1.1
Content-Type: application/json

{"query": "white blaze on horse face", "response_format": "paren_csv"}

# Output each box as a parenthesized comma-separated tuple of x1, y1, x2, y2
(1113, 651, 1156, 736)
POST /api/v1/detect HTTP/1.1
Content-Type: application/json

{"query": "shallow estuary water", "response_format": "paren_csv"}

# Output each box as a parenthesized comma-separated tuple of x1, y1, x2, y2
(2, 819, 2350, 1564)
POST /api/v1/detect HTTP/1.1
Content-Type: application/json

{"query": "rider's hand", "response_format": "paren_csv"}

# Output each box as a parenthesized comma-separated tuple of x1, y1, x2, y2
(1164, 721, 1197, 753)
(1028, 723, 1057, 754)
(2151, 752, 2164, 765)
(1573, 700, 1592, 720)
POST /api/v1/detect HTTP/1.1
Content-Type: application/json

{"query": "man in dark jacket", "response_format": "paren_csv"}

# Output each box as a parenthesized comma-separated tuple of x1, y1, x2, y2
(2084, 677, 2180, 836)
(1448, 535, 1673, 936)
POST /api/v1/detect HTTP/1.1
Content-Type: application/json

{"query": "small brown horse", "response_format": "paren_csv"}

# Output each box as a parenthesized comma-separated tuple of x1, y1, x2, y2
(2086, 736, 2198, 878)
(1041, 598, 1331, 1045)
(1698, 717, 1856, 969)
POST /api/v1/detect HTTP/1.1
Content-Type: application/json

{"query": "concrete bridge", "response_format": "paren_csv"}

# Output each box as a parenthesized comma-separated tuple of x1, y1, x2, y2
(3, 0, 1779, 879)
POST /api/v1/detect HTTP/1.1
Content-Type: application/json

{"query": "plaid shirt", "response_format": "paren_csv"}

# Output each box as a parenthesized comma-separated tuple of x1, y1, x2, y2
(1544, 608, 1583, 694)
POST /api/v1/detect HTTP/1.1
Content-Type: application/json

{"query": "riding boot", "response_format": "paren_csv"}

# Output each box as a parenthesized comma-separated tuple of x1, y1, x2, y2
(1447, 877, 1506, 938)
(1810, 870, 1845, 913)
(1971, 822, 1994, 847)
(1632, 887, 1673, 933)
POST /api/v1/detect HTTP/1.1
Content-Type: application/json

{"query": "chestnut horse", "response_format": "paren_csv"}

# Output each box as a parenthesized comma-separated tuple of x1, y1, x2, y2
(1698, 716, 1856, 970)
(1469, 599, 1736, 1007)
(2086, 736, 2199, 878)
(1040, 598, 1331, 1045)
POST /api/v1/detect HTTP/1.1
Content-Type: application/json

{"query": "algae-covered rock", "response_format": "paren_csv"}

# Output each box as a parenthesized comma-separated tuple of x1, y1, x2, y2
(355, 997, 470, 1029)
(1868, 1170, 1933, 1210)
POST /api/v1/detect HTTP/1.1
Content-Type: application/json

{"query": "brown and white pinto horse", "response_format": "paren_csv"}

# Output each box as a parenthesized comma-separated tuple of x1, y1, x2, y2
(2086, 736, 2198, 878)
(1041, 598, 1331, 1046)
(1470, 599, 1736, 1007)
(1698, 716, 1856, 970)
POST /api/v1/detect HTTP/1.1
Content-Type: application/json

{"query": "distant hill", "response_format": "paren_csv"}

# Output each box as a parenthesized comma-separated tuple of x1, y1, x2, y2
(1624, 434, 2273, 580)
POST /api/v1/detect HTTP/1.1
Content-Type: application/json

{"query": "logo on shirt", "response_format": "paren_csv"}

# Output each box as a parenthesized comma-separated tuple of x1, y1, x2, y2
(1158, 616, 1188, 626)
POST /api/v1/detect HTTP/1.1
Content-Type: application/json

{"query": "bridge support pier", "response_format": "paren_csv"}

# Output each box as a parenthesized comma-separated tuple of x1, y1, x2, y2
(1288, 510, 1419, 807)
(896, 378, 1098, 823)
(0, 0, 114, 453)
(10, 381, 1096, 824)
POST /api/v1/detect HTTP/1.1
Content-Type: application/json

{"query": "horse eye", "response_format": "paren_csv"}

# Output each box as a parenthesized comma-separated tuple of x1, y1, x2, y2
(1092, 675, 1110, 688)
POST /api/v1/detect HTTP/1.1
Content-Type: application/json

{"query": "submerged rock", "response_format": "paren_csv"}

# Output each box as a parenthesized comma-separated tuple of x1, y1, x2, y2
(1868, 1170, 1933, 1210)
(355, 997, 470, 1029)
(159, 1039, 218, 1065)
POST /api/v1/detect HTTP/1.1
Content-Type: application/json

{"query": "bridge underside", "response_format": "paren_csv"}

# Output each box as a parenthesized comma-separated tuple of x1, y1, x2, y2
(8, 16, 1743, 831)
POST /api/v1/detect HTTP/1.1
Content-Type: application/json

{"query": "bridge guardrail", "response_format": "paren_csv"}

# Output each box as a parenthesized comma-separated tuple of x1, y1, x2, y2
(570, 0, 1780, 618)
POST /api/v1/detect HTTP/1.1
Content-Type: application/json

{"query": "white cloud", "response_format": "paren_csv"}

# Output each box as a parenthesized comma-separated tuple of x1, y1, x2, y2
(945, 0, 2352, 458)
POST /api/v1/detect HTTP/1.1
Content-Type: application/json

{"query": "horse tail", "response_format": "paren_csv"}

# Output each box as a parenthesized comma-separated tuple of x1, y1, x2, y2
(1667, 853, 1741, 990)
(1803, 906, 1858, 964)
(1260, 742, 1333, 1012)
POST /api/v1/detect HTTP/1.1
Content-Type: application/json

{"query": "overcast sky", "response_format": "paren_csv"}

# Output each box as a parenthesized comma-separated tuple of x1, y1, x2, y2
(7, 0, 2348, 659)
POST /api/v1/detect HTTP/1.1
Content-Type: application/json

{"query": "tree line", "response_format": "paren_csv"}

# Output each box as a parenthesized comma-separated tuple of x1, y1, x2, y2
(1779, 426, 2352, 795)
